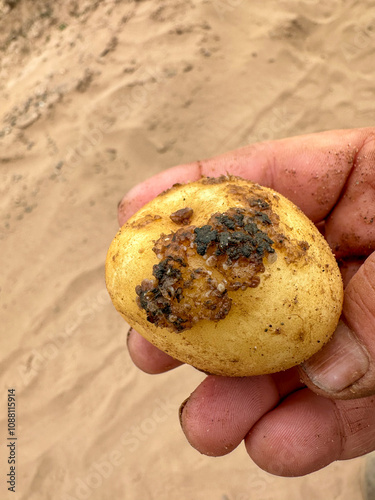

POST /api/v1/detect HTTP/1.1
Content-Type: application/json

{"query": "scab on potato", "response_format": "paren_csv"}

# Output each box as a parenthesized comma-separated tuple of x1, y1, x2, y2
(106, 176, 343, 376)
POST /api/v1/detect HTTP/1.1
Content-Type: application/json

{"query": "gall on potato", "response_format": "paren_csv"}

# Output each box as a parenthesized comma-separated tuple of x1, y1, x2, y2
(105, 176, 343, 376)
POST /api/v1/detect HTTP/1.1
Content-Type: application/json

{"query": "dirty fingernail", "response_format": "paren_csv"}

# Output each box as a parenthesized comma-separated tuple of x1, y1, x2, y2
(302, 321, 369, 393)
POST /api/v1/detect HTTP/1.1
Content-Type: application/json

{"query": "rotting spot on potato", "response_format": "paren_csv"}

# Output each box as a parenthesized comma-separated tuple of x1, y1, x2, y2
(225, 181, 311, 266)
(135, 258, 231, 332)
(170, 207, 194, 225)
(136, 205, 281, 332)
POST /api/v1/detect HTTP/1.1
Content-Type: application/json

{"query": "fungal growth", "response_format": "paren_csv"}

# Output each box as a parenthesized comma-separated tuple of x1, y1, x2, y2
(136, 201, 281, 332)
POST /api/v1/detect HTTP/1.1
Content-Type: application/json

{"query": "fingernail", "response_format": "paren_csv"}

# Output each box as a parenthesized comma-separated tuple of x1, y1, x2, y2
(302, 321, 369, 393)
(179, 397, 190, 427)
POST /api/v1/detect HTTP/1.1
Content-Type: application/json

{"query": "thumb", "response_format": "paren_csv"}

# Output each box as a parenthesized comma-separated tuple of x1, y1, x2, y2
(300, 252, 375, 399)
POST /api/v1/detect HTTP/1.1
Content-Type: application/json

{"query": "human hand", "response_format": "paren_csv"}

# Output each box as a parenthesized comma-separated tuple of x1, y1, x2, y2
(119, 128, 375, 476)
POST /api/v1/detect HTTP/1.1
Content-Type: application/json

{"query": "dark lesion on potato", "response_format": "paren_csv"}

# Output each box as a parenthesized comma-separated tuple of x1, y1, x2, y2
(228, 181, 311, 263)
(135, 177, 312, 332)
(194, 208, 275, 290)
(136, 200, 281, 332)
(170, 207, 194, 225)
(136, 257, 231, 332)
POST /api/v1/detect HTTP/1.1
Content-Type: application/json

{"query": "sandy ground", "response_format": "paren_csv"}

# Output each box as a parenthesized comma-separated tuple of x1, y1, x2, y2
(1, 0, 374, 498)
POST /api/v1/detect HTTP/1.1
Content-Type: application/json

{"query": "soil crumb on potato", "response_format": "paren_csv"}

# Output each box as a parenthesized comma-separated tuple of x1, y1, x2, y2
(170, 207, 194, 225)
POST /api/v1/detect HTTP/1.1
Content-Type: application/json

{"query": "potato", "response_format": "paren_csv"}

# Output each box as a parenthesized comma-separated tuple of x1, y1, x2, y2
(106, 175, 343, 376)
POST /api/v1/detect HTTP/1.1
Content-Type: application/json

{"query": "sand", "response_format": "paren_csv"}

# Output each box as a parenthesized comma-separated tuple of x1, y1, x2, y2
(0, 0, 374, 498)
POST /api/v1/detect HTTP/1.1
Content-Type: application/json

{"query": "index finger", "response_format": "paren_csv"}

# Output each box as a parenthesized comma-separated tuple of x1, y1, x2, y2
(118, 127, 374, 226)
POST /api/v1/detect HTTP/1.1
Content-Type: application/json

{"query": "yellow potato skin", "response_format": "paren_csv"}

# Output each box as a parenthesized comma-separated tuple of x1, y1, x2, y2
(106, 176, 343, 376)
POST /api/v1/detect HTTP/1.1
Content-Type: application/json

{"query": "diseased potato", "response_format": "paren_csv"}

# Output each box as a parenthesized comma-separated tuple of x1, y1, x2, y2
(106, 176, 343, 376)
